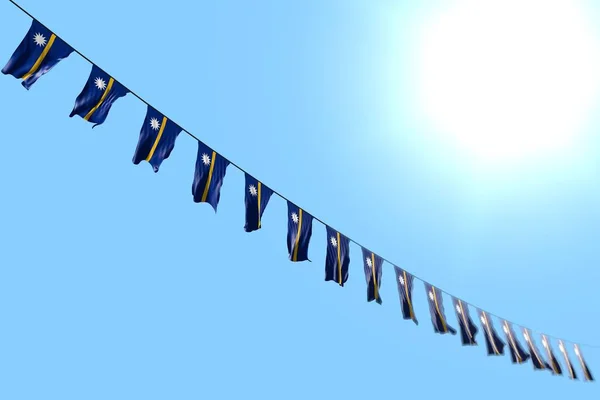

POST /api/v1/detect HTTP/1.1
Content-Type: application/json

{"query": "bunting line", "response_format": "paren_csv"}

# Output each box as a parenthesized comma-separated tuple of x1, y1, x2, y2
(5, 0, 600, 357)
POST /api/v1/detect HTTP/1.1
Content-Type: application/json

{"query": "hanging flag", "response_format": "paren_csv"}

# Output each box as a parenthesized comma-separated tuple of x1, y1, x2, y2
(424, 283, 456, 335)
(69, 65, 129, 127)
(574, 344, 595, 382)
(2, 19, 74, 90)
(502, 321, 530, 364)
(324, 226, 349, 286)
(362, 248, 383, 304)
(558, 340, 578, 380)
(452, 298, 478, 346)
(132, 106, 182, 172)
(393, 266, 418, 325)
(478, 310, 505, 356)
(541, 335, 563, 376)
(522, 329, 551, 371)
(244, 173, 274, 232)
(286, 202, 313, 262)
(192, 141, 230, 212)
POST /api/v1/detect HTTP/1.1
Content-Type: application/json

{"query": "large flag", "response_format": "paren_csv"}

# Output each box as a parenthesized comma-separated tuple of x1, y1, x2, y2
(541, 335, 562, 376)
(393, 266, 418, 325)
(324, 226, 349, 286)
(522, 328, 551, 371)
(69, 65, 129, 127)
(478, 310, 505, 356)
(502, 321, 530, 364)
(244, 173, 274, 232)
(192, 141, 230, 212)
(287, 202, 313, 262)
(452, 298, 478, 346)
(558, 340, 578, 380)
(424, 283, 456, 335)
(132, 106, 182, 172)
(362, 248, 383, 304)
(574, 344, 595, 382)
(2, 19, 73, 90)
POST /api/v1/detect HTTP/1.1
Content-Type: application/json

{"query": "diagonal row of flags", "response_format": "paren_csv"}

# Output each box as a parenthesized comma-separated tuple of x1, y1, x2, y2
(2, 16, 596, 383)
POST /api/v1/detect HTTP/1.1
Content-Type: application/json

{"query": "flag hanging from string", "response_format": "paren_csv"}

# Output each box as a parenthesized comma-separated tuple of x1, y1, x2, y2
(452, 297, 478, 346)
(286, 202, 313, 262)
(393, 266, 418, 325)
(244, 173, 274, 232)
(424, 283, 456, 335)
(324, 226, 350, 286)
(478, 310, 504, 356)
(192, 141, 230, 212)
(361, 248, 383, 304)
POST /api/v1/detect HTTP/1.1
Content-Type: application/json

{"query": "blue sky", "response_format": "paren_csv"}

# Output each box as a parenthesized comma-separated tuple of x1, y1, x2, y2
(1, 1, 599, 399)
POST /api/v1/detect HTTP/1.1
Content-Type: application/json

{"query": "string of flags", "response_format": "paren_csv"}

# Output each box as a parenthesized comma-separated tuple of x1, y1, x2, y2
(2, 2, 596, 383)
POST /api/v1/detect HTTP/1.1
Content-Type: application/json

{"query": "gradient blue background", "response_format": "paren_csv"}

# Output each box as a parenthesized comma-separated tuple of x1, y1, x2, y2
(1, 1, 598, 399)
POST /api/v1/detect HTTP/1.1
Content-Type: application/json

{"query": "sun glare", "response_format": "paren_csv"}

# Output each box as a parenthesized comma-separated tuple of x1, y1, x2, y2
(414, 0, 600, 163)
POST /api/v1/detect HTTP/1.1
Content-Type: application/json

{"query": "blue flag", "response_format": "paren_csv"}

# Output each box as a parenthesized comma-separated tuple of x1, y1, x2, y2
(192, 141, 230, 212)
(478, 310, 505, 356)
(394, 266, 417, 324)
(424, 283, 456, 335)
(452, 297, 478, 346)
(69, 65, 129, 127)
(522, 329, 552, 371)
(287, 202, 313, 262)
(132, 106, 182, 172)
(558, 341, 577, 380)
(2, 19, 73, 90)
(362, 248, 383, 304)
(502, 320, 530, 364)
(541, 336, 563, 376)
(244, 173, 274, 232)
(324, 226, 350, 286)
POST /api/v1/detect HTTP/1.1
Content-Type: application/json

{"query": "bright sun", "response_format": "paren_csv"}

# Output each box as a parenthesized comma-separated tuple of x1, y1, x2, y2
(415, 0, 600, 163)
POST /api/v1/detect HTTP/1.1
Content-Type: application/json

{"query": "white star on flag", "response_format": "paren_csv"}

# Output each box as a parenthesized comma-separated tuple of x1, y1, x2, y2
(365, 257, 372, 268)
(330, 236, 338, 247)
(94, 77, 107, 90)
(398, 276, 404, 285)
(456, 304, 462, 314)
(149, 117, 160, 130)
(428, 291, 434, 301)
(249, 184, 258, 197)
(291, 212, 299, 224)
(201, 153, 211, 166)
(480, 315, 487, 325)
(33, 33, 47, 47)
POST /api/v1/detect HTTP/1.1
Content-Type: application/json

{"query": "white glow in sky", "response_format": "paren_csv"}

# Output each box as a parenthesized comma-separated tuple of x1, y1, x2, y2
(414, 0, 600, 164)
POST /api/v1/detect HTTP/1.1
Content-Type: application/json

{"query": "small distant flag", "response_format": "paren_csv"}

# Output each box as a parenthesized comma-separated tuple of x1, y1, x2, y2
(2, 19, 73, 89)
(286, 202, 313, 262)
(452, 298, 478, 346)
(558, 340, 578, 380)
(244, 174, 274, 232)
(541, 335, 562, 376)
(478, 310, 504, 356)
(69, 65, 129, 127)
(574, 344, 595, 382)
(362, 248, 383, 304)
(324, 226, 350, 286)
(424, 283, 456, 335)
(502, 321, 530, 364)
(132, 106, 182, 172)
(393, 266, 418, 325)
(192, 141, 230, 211)
(522, 328, 551, 371)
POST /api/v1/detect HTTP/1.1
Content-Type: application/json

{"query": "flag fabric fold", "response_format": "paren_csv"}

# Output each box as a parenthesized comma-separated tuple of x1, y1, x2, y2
(575, 344, 595, 382)
(244, 173, 274, 232)
(478, 310, 505, 356)
(286, 202, 313, 262)
(452, 298, 478, 346)
(541, 335, 563, 376)
(522, 328, 551, 371)
(192, 141, 230, 212)
(502, 321, 530, 364)
(2, 19, 74, 90)
(558, 341, 578, 380)
(393, 266, 418, 325)
(361, 248, 383, 304)
(132, 105, 182, 172)
(69, 65, 129, 127)
(324, 226, 350, 286)
(424, 283, 456, 335)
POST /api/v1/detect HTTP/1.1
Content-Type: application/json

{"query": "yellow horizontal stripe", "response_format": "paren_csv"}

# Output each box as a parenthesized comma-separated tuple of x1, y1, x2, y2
(21, 34, 56, 81)
(145, 116, 168, 162)
(84, 77, 114, 121)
